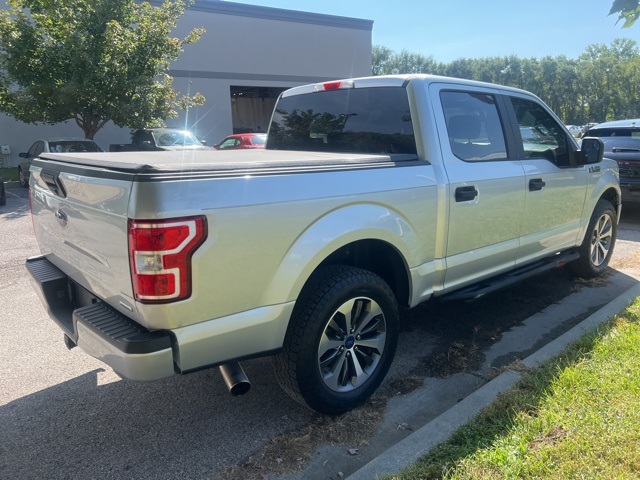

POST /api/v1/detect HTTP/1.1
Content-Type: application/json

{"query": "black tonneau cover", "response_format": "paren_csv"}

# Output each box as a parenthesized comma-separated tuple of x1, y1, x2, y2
(37, 149, 418, 174)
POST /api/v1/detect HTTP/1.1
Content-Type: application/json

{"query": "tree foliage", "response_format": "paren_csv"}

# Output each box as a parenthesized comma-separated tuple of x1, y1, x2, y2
(0, 0, 204, 139)
(610, 0, 640, 27)
(372, 39, 640, 125)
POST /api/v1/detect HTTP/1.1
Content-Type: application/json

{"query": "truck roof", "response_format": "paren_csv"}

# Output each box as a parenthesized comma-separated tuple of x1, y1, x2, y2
(281, 74, 535, 99)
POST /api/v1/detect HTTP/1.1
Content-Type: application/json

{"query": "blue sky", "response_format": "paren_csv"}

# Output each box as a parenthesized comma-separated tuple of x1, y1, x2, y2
(226, 0, 639, 62)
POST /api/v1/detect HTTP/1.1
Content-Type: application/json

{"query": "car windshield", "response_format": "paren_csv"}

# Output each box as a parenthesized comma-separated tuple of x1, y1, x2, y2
(267, 86, 416, 155)
(252, 135, 267, 145)
(155, 131, 202, 147)
(49, 141, 103, 153)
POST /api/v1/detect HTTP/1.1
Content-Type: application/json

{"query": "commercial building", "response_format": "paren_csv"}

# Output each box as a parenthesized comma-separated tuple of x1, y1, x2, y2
(0, 0, 372, 166)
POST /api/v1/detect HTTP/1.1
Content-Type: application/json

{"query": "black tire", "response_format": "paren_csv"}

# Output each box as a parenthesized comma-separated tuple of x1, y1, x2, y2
(274, 265, 399, 415)
(18, 167, 28, 188)
(568, 199, 617, 278)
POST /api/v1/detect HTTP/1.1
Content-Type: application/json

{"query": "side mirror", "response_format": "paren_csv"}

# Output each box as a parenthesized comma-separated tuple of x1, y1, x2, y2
(200, 140, 207, 146)
(577, 137, 604, 165)
(19, 152, 28, 158)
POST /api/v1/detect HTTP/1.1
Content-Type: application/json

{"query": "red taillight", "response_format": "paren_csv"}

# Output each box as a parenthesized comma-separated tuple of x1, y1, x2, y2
(128, 216, 207, 303)
(323, 81, 344, 91)
(314, 80, 355, 92)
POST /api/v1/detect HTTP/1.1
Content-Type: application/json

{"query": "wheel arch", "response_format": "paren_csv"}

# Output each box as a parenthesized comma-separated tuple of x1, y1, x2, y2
(317, 239, 411, 308)
(261, 204, 418, 311)
(599, 186, 621, 217)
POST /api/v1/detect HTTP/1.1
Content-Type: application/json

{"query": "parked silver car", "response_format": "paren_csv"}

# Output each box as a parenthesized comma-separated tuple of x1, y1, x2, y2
(18, 138, 103, 187)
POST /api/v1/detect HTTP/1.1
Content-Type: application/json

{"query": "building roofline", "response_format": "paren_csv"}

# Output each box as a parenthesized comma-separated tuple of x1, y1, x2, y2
(148, 0, 373, 31)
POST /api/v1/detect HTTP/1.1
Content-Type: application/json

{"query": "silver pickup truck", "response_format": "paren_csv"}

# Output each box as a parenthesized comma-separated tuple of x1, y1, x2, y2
(27, 75, 620, 414)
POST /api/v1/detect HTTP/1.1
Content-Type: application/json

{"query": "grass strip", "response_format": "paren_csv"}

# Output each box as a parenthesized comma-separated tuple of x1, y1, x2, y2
(0, 167, 19, 182)
(389, 297, 640, 480)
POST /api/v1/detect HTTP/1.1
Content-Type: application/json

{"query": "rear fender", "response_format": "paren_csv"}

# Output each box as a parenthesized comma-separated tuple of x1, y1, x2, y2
(262, 203, 420, 306)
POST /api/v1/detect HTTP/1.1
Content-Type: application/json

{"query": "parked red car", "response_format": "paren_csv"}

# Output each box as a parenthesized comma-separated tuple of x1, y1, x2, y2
(214, 133, 266, 150)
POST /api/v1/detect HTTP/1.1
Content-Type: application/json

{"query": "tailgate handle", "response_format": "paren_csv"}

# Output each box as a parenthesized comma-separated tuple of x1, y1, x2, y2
(41, 171, 67, 198)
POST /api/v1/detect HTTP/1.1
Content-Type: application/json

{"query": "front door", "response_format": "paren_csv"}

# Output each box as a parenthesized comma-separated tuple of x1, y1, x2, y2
(506, 95, 588, 265)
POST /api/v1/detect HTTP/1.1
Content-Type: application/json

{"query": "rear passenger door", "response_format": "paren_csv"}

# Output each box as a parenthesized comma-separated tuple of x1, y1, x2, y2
(504, 94, 587, 265)
(430, 84, 526, 290)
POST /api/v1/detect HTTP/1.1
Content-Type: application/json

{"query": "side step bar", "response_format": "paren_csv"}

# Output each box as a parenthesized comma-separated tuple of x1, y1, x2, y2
(440, 250, 579, 302)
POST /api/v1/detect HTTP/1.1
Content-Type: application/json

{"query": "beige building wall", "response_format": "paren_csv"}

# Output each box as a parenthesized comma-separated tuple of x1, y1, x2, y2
(0, 0, 372, 166)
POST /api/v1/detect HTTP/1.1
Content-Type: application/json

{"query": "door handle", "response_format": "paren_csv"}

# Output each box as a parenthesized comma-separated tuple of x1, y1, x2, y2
(455, 186, 478, 202)
(529, 178, 546, 191)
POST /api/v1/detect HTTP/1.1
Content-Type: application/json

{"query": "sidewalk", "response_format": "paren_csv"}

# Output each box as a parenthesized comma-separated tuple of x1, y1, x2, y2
(347, 281, 640, 479)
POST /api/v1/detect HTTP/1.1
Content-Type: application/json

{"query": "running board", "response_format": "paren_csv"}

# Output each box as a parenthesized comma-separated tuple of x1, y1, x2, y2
(440, 250, 579, 302)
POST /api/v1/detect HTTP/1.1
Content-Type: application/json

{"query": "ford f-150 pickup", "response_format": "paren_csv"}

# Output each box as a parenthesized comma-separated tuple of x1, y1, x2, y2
(26, 75, 620, 414)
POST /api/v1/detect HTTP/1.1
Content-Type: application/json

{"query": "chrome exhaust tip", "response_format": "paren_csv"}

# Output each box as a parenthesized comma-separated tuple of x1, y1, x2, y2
(219, 362, 251, 396)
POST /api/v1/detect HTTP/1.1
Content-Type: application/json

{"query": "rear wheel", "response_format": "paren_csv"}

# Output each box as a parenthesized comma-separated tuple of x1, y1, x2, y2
(569, 199, 617, 278)
(274, 265, 399, 415)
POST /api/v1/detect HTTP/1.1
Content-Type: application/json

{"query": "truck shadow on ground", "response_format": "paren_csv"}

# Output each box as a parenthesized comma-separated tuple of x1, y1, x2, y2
(0, 363, 313, 479)
(403, 268, 584, 378)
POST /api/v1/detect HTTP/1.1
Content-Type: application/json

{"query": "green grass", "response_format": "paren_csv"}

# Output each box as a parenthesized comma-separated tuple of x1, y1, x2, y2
(0, 167, 20, 182)
(389, 298, 640, 480)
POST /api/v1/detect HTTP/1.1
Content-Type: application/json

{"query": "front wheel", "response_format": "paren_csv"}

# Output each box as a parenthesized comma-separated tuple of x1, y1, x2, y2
(569, 199, 617, 278)
(274, 265, 399, 415)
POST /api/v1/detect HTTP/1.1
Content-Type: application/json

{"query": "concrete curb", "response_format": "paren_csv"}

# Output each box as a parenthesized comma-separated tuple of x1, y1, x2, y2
(4, 181, 21, 189)
(348, 281, 640, 480)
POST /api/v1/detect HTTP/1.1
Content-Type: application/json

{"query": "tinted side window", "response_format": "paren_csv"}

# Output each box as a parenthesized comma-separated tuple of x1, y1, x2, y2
(510, 97, 569, 166)
(27, 141, 44, 157)
(267, 87, 416, 155)
(218, 138, 238, 149)
(139, 131, 154, 145)
(440, 91, 507, 162)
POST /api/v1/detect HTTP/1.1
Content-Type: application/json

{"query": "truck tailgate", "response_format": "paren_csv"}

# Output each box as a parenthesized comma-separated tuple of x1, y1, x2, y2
(29, 161, 136, 317)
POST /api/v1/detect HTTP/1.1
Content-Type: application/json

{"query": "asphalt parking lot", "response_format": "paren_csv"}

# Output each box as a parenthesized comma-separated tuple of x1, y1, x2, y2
(1, 185, 639, 480)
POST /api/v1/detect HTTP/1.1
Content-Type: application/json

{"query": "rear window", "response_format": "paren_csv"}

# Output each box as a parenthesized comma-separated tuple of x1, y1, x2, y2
(251, 134, 266, 145)
(266, 87, 416, 155)
(587, 128, 640, 138)
(587, 128, 640, 152)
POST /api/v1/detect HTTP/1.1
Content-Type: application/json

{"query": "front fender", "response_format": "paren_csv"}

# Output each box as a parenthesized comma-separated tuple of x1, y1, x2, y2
(579, 159, 621, 239)
(262, 202, 421, 306)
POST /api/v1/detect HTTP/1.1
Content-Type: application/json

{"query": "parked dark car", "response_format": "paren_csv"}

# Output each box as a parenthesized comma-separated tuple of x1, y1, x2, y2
(585, 119, 640, 204)
(18, 139, 103, 187)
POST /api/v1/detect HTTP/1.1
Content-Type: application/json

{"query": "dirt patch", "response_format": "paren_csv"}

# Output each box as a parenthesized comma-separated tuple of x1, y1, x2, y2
(404, 268, 584, 378)
(216, 397, 387, 479)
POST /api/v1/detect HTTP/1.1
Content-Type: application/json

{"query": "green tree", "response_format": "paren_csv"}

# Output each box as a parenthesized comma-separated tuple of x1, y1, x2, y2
(0, 0, 204, 139)
(610, 0, 640, 27)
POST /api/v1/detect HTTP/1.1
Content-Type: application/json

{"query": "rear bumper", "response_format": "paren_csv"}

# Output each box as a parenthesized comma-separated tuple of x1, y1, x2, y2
(26, 255, 294, 380)
(26, 255, 176, 380)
